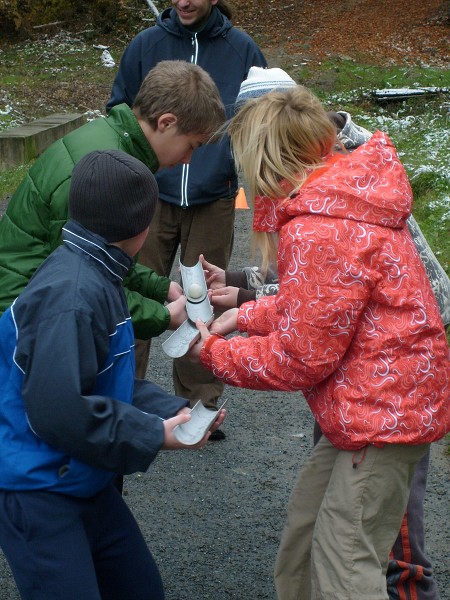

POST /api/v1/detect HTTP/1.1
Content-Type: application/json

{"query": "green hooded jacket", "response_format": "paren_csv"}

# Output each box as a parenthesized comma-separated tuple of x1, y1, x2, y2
(0, 104, 171, 339)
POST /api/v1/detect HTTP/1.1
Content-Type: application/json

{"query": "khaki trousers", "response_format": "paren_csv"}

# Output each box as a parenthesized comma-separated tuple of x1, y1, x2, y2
(274, 436, 429, 600)
(137, 198, 235, 405)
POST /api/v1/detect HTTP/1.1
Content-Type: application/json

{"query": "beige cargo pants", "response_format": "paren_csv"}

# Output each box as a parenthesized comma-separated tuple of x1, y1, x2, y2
(274, 436, 429, 600)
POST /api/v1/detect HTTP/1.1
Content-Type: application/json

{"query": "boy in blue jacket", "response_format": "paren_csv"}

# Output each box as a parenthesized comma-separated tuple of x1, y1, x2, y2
(0, 150, 225, 600)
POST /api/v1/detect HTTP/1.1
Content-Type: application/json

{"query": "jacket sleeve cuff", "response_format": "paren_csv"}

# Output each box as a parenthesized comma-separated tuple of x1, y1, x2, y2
(237, 288, 256, 307)
(226, 270, 248, 288)
(200, 334, 225, 368)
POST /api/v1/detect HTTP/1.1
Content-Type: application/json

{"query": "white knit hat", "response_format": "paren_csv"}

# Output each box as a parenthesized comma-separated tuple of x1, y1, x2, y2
(235, 67, 297, 109)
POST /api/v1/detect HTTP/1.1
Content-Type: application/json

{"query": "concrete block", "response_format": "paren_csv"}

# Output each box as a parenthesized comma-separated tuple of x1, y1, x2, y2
(0, 113, 87, 172)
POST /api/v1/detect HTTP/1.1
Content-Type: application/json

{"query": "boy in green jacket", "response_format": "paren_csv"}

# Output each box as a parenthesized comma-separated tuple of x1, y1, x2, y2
(0, 59, 225, 377)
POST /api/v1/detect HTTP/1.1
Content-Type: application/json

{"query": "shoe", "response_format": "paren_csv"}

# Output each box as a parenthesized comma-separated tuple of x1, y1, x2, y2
(336, 111, 372, 149)
(209, 429, 226, 441)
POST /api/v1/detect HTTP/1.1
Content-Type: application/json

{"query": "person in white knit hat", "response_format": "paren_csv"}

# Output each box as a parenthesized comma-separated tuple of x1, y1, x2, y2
(234, 66, 297, 108)
(235, 66, 372, 148)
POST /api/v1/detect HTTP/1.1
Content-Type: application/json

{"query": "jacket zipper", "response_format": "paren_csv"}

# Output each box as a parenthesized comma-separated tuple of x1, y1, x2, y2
(181, 34, 199, 208)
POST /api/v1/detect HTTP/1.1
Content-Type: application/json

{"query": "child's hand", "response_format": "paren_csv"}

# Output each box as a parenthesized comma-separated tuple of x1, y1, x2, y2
(209, 407, 226, 435)
(209, 286, 239, 310)
(167, 281, 183, 301)
(167, 295, 187, 330)
(199, 254, 226, 290)
(162, 408, 226, 449)
(187, 319, 211, 362)
(210, 308, 239, 336)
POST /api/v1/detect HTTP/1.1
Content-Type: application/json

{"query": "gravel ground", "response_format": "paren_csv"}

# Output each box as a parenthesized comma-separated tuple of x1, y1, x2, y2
(0, 204, 448, 599)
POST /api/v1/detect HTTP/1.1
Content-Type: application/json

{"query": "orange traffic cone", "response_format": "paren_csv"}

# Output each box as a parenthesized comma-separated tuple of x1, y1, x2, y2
(235, 186, 249, 209)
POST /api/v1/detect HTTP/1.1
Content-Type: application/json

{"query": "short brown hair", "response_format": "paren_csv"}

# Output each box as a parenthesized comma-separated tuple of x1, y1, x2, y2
(133, 61, 225, 137)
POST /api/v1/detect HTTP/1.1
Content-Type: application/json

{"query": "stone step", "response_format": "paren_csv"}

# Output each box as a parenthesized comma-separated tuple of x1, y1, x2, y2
(0, 113, 87, 172)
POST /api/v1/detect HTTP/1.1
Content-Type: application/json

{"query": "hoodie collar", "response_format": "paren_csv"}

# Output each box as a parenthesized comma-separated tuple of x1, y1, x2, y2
(253, 132, 412, 233)
(158, 6, 231, 39)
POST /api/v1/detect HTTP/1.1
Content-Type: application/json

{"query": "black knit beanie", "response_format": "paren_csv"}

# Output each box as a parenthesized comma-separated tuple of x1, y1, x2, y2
(69, 149, 158, 243)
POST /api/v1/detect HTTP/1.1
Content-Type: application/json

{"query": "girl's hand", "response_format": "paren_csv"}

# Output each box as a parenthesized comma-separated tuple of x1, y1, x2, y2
(199, 254, 226, 290)
(209, 286, 239, 310)
(210, 308, 239, 336)
(187, 319, 211, 362)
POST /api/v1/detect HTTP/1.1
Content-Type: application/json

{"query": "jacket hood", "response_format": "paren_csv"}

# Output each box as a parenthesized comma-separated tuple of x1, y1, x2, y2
(253, 132, 413, 232)
(158, 6, 231, 39)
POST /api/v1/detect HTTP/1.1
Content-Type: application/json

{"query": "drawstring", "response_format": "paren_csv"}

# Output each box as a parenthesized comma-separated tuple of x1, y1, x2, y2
(352, 445, 368, 468)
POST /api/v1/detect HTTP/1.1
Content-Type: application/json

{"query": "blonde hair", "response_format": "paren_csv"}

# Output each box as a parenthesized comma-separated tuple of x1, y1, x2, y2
(228, 86, 336, 272)
(133, 60, 225, 137)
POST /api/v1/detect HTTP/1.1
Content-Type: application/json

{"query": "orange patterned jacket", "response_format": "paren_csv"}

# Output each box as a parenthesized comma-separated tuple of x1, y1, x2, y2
(201, 132, 449, 450)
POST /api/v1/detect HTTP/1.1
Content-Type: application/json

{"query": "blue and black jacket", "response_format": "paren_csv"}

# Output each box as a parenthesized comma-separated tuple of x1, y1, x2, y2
(107, 6, 267, 208)
(0, 220, 188, 498)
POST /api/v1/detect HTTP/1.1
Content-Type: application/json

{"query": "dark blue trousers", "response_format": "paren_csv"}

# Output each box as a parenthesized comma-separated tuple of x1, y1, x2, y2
(387, 450, 440, 600)
(0, 484, 164, 600)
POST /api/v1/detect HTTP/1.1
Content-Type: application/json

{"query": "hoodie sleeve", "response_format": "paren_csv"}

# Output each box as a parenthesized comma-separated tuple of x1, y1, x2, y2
(201, 217, 373, 391)
(106, 32, 147, 111)
(20, 309, 179, 474)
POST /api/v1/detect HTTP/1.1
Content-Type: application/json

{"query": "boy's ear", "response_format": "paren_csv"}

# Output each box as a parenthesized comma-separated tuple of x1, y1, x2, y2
(157, 113, 178, 132)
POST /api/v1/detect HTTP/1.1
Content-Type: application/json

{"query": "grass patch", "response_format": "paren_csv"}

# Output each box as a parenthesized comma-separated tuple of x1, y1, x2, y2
(299, 58, 450, 100)
(0, 31, 132, 127)
(410, 170, 450, 244)
(0, 163, 33, 198)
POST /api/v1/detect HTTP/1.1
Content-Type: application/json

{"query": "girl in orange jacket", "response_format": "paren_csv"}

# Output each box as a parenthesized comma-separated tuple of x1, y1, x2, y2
(189, 86, 449, 599)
